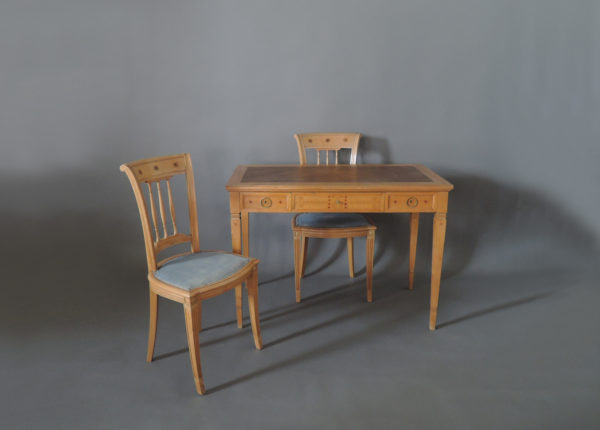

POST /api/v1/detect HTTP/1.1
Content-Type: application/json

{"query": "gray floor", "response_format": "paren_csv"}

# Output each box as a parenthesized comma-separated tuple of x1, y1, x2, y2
(2, 247, 599, 429)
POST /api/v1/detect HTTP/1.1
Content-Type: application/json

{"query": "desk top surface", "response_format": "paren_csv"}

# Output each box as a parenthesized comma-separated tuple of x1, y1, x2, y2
(226, 164, 453, 192)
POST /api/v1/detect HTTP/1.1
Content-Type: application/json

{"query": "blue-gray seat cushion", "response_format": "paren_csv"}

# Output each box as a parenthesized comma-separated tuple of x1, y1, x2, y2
(295, 213, 370, 228)
(154, 252, 253, 290)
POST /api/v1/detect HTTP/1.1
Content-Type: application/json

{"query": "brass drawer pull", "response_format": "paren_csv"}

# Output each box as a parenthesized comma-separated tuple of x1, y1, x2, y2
(406, 196, 419, 208)
(260, 197, 272, 208)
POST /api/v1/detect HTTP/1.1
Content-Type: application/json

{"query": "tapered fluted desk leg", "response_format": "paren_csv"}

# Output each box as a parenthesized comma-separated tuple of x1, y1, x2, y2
(230, 207, 243, 328)
(429, 212, 447, 331)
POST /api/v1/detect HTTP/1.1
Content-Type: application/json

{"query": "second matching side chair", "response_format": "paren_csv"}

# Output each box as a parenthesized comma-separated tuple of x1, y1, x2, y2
(292, 133, 377, 303)
(120, 153, 262, 395)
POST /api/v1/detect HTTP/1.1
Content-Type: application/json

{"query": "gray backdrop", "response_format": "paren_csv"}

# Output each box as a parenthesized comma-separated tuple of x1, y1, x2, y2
(1, 1, 599, 429)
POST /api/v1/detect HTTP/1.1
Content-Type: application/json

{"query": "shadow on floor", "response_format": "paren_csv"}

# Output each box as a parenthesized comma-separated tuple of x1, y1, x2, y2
(0, 167, 597, 336)
(436, 291, 553, 329)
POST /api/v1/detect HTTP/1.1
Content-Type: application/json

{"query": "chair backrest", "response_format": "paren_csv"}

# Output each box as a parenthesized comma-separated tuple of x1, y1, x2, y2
(294, 133, 361, 165)
(120, 153, 200, 272)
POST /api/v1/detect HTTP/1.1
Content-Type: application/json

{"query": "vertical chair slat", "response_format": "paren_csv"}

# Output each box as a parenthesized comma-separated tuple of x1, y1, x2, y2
(166, 179, 178, 235)
(316, 149, 320, 165)
(326, 150, 329, 165)
(147, 182, 159, 242)
(335, 150, 339, 165)
(156, 181, 168, 239)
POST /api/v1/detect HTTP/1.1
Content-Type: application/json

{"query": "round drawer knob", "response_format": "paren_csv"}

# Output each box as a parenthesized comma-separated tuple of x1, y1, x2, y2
(260, 197, 272, 208)
(406, 196, 419, 208)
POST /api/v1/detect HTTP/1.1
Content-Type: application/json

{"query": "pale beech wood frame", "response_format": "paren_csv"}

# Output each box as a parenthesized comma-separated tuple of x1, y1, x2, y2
(295, 133, 360, 165)
(292, 218, 376, 302)
(226, 164, 452, 330)
(120, 153, 262, 395)
(292, 132, 376, 302)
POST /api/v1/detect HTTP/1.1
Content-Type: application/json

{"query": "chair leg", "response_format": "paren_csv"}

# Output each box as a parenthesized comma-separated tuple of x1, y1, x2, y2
(294, 231, 302, 303)
(195, 301, 202, 332)
(301, 237, 309, 277)
(184, 300, 205, 395)
(235, 285, 243, 328)
(246, 267, 263, 350)
(147, 290, 158, 363)
(366, 230, 375, 302)
(347, 237, 355, 278)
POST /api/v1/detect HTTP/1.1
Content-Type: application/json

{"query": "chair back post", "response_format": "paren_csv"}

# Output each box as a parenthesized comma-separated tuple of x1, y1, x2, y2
(120, 153, 200, 273)
(184, 153, 201, 253)
(294, 133, 361, 166)
(120, 164, 158, 272)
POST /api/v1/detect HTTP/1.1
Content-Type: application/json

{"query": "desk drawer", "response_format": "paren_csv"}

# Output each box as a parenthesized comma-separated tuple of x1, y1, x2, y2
(387, 193, 435, 212)
(294, 193, 384, 212)
(242, 193, 290, 211)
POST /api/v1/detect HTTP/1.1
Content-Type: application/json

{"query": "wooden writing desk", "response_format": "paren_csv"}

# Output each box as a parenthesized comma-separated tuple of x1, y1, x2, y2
(226, 164, 453, 330)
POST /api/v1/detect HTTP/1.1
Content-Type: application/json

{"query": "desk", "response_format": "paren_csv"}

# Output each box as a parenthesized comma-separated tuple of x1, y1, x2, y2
(226, 164, 453, 330)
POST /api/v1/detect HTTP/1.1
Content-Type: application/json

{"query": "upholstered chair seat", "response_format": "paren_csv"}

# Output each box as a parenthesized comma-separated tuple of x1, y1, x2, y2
(154, 252, 254, 290)
(294, 213, 371, 229)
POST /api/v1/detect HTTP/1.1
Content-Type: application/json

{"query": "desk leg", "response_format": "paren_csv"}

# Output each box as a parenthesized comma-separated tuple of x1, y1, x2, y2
(430, 212, 447, 331)
(231, 212, 243, 328)
(242, 211, 249, 256)
(409, 213, 419, 290)
(240, 211, 250, 327)
(366, 230, 375, 302)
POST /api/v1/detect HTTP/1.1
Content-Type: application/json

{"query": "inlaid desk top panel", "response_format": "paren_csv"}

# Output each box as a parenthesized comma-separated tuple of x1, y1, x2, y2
(226, 164, 453, 192)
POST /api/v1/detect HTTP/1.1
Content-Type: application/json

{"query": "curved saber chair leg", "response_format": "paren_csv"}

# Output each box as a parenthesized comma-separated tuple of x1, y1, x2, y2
(147, 290, 158, 362)
(235, 285, 243, 328)
(184, 300, 205, 395)
(347, 237, 355, 278)
(247, 267, 263, 350)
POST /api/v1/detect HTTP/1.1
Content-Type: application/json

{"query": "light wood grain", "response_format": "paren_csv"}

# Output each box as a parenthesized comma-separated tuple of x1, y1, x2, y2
(430, 212, 447, 330)
(347, 237, 355, 278)
(226, 160, 453, 329)
(290, 133, 377, 302)
(293, 230, 302, 303)
(247, 266, 262, 350)
(235, 285, 243, 329)
(121, 154, 262, 395)
(366, 230, 375, 302)
(147, 182, 160, 241)
(409, 213, 419, 291)
(242, 211, 249, 257)
(156, 181, 168, 238)
(295, 133, 360, 165)
(184, 299, 205, 395)
(166, 179, 178, 234)
(229, 192, 244, 329)
(301, 237, 309, 277)
(146, 291, 158, 363)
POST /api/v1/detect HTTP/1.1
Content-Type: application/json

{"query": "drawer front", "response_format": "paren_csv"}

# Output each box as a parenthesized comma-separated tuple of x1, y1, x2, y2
(294, 193, 384, 212)
(242, 193, 290, 211)
(387, 193, 435, 212)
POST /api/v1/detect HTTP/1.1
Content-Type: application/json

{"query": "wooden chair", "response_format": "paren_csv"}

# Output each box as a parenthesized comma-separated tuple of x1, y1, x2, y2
(292, 133, 376, 302)
(120, 153, 262, 395)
